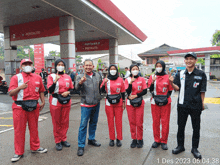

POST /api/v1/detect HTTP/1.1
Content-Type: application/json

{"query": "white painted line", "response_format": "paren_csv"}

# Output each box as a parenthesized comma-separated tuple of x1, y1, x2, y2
(0, 127, 14, 134)
(0, 111, 12, 115)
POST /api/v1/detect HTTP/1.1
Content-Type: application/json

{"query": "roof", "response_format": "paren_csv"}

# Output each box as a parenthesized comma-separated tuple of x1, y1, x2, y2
(167, 46, 220, 56)
(0, 0, 147, 49)
(92, 54, 136, 62)
(138, 44, 181, 60)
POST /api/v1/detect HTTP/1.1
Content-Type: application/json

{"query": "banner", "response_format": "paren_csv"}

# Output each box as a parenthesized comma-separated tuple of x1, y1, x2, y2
(76, 39, 109, 52)
(34, 44, 44, 74)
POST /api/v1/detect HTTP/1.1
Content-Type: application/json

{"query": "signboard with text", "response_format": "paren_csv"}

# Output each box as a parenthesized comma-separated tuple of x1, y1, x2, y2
(34, 44, 44, 74)
(75, 39, 109, 52)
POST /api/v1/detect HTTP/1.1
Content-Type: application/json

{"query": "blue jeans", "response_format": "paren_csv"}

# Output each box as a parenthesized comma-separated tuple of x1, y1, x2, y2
(78, 103, 100, 148)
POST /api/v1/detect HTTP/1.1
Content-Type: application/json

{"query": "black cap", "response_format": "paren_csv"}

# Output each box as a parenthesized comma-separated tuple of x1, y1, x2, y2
(184, 52, 197, 59)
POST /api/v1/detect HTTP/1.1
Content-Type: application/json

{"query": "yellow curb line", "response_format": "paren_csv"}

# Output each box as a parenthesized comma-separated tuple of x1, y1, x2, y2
(0, 125, 13, 127)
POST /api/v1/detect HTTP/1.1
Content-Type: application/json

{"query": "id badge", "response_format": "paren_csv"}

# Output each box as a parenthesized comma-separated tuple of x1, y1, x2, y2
(52, 98, 58, 106)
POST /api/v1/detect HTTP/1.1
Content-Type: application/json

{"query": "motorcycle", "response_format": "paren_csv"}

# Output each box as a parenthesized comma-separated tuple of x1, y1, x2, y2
(0, 80, 8, 94)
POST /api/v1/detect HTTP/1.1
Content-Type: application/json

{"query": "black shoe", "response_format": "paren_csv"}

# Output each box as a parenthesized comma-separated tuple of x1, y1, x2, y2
(152, 142, 160, 148)
(137, 140, 144, 148)
(61, 141, 71, 147)
(11, 154, 23, 162)
(172, 146, 185, 154)
(88, 139, 101, 147)
(56, 143, 63, 151)
(77, 147, 84, 156)
(191, 148, 202, 159)
(116, 139, 122, 147)
(109, 140, 114, 147)
(130, 139, 137, 148)
(161, 143, 168, 150)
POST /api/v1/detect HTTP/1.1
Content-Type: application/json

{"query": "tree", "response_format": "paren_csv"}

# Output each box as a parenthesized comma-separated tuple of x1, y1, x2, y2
(210, 54, 220, 58)
(17, 46, 34, 64)
(96, 59, 103, 71)
(76, 55, 82, 64)
(48, 50, 60, 57)
(0, 34, 4, 60)
(196, 58, 205, 65)
(211, 30, 220, 46)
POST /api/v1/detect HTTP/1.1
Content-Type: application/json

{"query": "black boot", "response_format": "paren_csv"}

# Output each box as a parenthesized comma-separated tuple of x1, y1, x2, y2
(191, 148, 202, 159)
(152, 142, 160, 148)
(172, 146, 185, 154)
(61, 141, 71, 147)
(130, 139, 137, 148)
(137, 140, 144, 148)
(116, 139, 122, 147)
(161, 143, 168, 150)
(88, 139, 101, 147)
(109, 140, 114, 147)
(77, 147, 84, 156)
(56, 143, 63, 151)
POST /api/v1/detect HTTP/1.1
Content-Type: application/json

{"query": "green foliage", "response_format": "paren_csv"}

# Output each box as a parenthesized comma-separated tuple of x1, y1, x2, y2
(211, 30, 220, 46)
(17, 46, 34, 65)
(210, 54, 220, 58)
(96, 59, 102, 71)
(196, 58, 205, 65)
(49, 50, 60, 57)
(0, 34, 4, 60)
(76, 55, 82, 63)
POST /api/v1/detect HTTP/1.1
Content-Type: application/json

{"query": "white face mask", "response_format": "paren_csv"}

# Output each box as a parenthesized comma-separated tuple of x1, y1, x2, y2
(156, 67, 162, 73)
(110, 70, 117, 76)
(57, 66, 65, 72)
(131, 70, 139, 76)
(22, 66, 33, 73)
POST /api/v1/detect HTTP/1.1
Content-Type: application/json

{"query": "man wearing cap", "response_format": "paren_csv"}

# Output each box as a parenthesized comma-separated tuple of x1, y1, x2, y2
(169, 52, 207, 159)
(8, 59, 47, 162)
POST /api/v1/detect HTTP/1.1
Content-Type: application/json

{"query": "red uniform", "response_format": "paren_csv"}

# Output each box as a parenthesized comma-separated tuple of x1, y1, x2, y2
(125, 77, 147, 140)
(148, 74, 173, 144)
(9, 72, 45, 155)
(100, 77, 125, 140)
(47, 73, 73, 143)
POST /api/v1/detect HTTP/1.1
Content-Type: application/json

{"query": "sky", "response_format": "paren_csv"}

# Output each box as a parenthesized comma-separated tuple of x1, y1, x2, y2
(43, 0, 220, 60)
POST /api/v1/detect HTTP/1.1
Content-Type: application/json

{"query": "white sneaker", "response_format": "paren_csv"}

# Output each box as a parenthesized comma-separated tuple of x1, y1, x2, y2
(31, 147, 48, 153)
(11, 154, 23, 162)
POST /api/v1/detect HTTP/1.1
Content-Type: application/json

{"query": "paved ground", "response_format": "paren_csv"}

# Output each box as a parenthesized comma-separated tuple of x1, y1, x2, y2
(0, 82, 219, 165)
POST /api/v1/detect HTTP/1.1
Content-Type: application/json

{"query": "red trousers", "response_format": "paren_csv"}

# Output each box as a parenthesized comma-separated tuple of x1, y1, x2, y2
(151, 103, 171, 144)
(49, 96, 71, 143)
(126, 100, 145, 140)
(105, 102, 123, 140)
(12, 103, 40, 155)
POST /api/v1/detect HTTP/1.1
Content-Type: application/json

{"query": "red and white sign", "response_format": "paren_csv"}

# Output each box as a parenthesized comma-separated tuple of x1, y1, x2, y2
(76, 39, 109, 52)
(10, 17, 59, 41)
(34, 44, 44, 74)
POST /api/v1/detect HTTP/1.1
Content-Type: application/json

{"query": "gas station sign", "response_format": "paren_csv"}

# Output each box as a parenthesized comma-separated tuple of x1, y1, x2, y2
(76, 39, 109, 52)
(34, 44, 44, 74)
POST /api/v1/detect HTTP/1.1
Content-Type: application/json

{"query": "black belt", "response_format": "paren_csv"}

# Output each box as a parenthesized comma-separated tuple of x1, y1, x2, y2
(15, 100, 38, 105)
(52, 94, 58, 98)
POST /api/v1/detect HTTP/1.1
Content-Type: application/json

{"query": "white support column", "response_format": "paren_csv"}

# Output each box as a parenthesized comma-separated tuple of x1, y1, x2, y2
(205, 54, 210, 81)
(59, 16, 75, 71)
(4, 26, 17, 85)
(109, 39, 118, 66)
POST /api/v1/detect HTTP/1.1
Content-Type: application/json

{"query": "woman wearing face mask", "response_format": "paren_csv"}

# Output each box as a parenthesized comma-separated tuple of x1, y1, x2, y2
(124, 64, 147, 148)
(100, 65, 125, 147)
(148, 60, 173, 150)
(47, 59, 74, 151)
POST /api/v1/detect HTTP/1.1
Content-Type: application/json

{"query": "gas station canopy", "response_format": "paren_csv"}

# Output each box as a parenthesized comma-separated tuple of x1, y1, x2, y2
(0, 0, 147, 50)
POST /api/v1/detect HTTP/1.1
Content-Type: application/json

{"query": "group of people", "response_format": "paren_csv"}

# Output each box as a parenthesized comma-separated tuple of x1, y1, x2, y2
(8, 52, 207, 162)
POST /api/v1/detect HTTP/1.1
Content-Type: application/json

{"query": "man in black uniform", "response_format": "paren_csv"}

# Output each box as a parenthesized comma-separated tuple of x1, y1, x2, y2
(169, 52, 207, 159)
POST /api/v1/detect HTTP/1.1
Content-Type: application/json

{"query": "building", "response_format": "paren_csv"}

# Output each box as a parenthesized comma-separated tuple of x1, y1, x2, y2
(138, 44, 182, 65)
(92, 54, 137, 70)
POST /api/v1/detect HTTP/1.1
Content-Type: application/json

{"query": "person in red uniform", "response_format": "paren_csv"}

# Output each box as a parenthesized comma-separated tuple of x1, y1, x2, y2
(100, 65, 125, 147)
(47, 59, 74, 151)
(125, 64, 147, 148)
(148, 60, 173, 150)
(8, 59, 47, 162)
